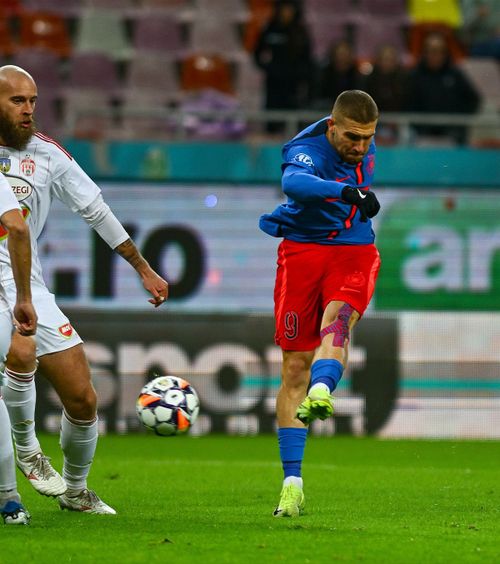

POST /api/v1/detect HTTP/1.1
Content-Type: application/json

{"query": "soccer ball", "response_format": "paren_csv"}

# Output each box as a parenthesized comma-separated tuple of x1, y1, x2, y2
(136, 375, 200, 436)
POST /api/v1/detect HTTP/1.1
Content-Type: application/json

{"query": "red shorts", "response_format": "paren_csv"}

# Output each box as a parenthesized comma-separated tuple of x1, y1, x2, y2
(274, 240, 381, 351)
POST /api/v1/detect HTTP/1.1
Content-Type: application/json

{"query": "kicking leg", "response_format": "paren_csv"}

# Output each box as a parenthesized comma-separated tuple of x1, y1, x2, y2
(296, 301, 359, 424)
(274, 350, 314, 518)
(3, 332, 66, 496)
(38, 344, 115, 515)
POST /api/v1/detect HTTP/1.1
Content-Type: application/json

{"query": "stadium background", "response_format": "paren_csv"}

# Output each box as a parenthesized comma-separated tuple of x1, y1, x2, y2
(1, 0, 499, 439)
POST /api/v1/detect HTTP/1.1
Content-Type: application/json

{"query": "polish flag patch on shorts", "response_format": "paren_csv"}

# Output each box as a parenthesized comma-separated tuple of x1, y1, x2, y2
(58, 323, 73, 338)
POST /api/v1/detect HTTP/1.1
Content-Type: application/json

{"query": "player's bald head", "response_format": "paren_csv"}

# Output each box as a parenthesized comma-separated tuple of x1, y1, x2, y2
(0, 65, 36, 93)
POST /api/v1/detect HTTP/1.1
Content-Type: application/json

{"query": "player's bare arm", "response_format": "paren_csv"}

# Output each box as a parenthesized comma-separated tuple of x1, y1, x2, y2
(1, 208, 37, 336)
(114, 238, 169, 307)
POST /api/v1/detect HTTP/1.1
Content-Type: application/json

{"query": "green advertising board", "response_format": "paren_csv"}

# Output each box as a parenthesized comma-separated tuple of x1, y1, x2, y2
(376, 190, 500, 310)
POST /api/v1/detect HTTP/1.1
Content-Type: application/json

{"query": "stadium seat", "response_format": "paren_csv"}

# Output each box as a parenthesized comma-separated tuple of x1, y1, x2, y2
(13, 48, 63, 94)
(139, 0, 189, 11)
(408, 0, 462, 28)
(74, 9, 132, 61)
(189, 19, 245, 59)
(180, 53, 234, 94)
(64, 52, 121, 98)
(63, 91, 115, 140)
(20, 0, 82, 17)
(354, 16, 408, 62)
(120, 90, 173, 140)
(18, 11, 72, 58)
(357, 0, 408, 19)
(304, 0, 358, 20)
(82, 0, 136, 9)
(132, 12, 185, 57)
(460, 57, 500, 111)
(235, 55, 264, 111)
(125, 53, 181, 105)
(2, 0, 22, 17)
(0, 17, 16, 57)
(193, 0, 248, 21)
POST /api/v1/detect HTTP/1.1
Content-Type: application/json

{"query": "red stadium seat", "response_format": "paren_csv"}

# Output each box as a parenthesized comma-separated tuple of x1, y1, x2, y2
(18, 11, 72, 58)
(180, 53, 234, 94)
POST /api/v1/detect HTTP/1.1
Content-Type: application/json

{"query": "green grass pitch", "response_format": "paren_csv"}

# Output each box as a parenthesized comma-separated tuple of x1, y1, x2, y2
(2, 434, 499, 564)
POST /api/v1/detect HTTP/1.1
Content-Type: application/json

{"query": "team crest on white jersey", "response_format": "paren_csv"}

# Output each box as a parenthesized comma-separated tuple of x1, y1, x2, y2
(20, 155, 36, 176)
(0, 157, 11, 173)
(4, 174, 33, 202)
(294, 153, 314, 167)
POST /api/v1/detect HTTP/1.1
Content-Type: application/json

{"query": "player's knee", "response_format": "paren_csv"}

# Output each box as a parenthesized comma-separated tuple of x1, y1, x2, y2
(283, 354, 311, 391)
(320, 303, 355, 347)
(6, 335, 37, 372)
(63, 385, 97, 421)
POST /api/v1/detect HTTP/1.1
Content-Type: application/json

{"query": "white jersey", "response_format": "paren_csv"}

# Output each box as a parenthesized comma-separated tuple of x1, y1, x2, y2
(0, 133, 102, 286)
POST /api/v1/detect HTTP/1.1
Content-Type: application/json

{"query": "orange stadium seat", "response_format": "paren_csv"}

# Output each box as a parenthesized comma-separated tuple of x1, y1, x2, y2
(18, 11, 72, 58)
(180, 53, 234, 94)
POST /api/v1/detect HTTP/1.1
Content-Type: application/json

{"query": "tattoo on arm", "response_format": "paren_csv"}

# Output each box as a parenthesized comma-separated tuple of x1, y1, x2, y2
(114, 239, 147, 271)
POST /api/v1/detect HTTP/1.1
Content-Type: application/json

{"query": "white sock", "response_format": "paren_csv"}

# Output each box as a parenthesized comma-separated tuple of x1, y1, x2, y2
(2, 368, 41, 459)
(309, 382, 330, 396)
(283, 476, 303, 488)
(60, 411, 98, 494)
(0, 398, 17, 493)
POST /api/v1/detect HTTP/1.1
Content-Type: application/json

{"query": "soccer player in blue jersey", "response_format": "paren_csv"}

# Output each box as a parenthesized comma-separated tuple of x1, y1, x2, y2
(260, 90, 381, 517)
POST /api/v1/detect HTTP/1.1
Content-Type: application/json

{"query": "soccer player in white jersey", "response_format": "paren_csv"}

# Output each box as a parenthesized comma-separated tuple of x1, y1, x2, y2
(0, 65, 168, 515)
(0, 172, 37, 525)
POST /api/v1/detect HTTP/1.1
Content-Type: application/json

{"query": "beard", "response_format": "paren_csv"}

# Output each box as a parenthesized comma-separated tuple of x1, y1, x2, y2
(0, 108, 36, 150)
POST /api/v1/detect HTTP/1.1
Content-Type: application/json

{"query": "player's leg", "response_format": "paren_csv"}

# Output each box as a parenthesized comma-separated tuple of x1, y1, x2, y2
(37, 344, 115, 515)
(272, 240, 323, 517)
(296, 301, 359, 424)
(3, 332, 66, 497)
(296, 244, 381, 424)
(0, 312, 30, 525)
(274, 349, 314, 517)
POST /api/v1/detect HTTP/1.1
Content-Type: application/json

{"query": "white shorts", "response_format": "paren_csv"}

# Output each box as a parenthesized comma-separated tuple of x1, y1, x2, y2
(3, 279, 83, 358)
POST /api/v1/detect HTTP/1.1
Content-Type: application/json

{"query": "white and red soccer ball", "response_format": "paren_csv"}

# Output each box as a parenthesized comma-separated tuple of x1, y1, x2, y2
(136, 376, 200, 436)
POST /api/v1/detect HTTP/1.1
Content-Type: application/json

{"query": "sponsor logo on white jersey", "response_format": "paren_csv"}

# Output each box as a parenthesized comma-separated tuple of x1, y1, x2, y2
(58, 323, 73, 338)
(4, 174, 34, 202)
(294, 153, 314, 167)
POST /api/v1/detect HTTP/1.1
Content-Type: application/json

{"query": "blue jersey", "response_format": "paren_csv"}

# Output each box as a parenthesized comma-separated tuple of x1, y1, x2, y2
(259, 118, 376, 245)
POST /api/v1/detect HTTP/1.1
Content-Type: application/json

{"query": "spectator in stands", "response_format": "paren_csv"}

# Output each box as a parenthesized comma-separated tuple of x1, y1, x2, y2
(254, 0, 313, 132)
(406, 32, 480, 144)
(362, 45, 408, 113)
(313, 41, 362, 111)
(461, 0, 500, 61)
(362, 45, 409, 144)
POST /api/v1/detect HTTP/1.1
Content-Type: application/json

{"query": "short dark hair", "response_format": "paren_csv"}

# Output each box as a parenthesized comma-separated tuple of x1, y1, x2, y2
(332, 90, 379, 123)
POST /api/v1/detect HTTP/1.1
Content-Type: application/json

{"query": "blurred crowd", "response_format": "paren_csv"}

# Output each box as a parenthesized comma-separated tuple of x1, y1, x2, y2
(0, 0, 498, 146)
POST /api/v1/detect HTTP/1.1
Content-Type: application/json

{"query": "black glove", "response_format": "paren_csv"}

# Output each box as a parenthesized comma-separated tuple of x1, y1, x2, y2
(341, 186, 380, 223)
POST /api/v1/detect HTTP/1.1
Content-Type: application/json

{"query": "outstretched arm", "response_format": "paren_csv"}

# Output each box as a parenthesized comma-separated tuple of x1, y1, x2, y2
(2, 209, 37, 335)
(79, 194, 168, 307)
(114, 238, 168, 308)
